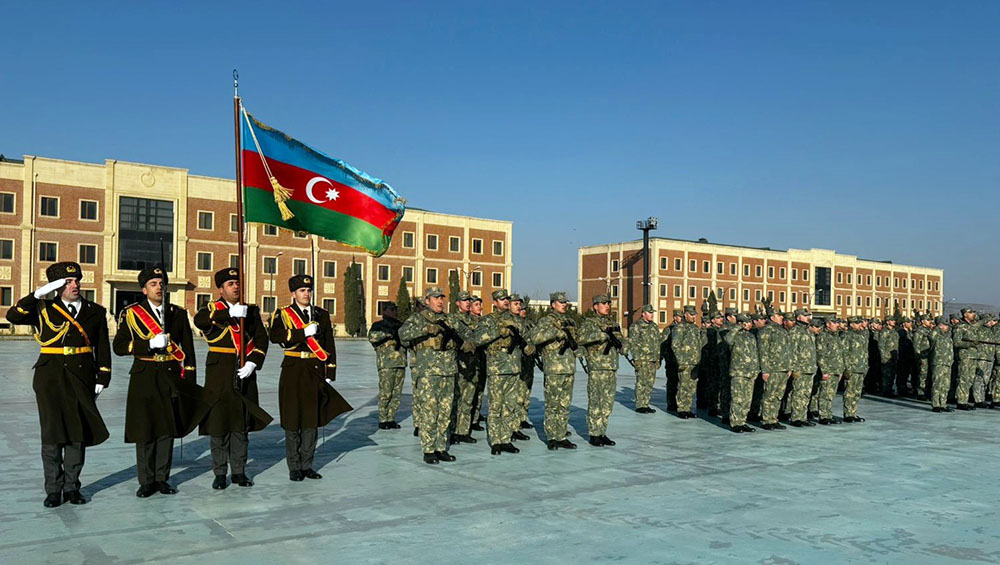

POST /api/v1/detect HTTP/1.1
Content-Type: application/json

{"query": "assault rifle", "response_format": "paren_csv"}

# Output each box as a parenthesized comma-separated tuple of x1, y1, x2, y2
(434, 319, 461, 351)
(558, 321, 578, 355)
(603, 325, 624, 355)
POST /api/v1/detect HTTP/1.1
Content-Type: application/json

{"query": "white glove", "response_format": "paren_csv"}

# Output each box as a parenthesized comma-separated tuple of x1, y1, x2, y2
(34, 278, 67, 298)
(149, 333, 168, 349)
(304, 323, 318, 337)
(325, 378, 335, 386)
(94, 384, 105, 395)
(237, 361, 257, 379)
(229, 304, 248, 318)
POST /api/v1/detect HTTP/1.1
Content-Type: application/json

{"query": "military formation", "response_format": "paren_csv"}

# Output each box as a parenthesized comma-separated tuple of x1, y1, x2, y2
(11, 263, 1000, 502)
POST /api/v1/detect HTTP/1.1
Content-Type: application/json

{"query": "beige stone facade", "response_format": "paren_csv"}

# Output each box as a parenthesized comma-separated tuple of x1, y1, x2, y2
(579, 238, 943, 329)
(0, 155, 512, 334)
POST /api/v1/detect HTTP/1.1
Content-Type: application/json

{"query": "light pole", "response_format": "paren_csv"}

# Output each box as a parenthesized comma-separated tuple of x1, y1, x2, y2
(458, 265, 481, 289)
(636, 217, 658, 306)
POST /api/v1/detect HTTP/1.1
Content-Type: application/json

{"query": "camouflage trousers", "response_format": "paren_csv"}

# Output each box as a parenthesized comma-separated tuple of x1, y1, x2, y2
(815, 373, 842, 420)
(880, 360, 897, 395)
(414, 374, 455, 453)
(716, 361, 731, 415)
(954, 358, 978, 405)
(930, 364, 951, 409)
(915, 359, 930, 398)
(543, 372, 575, 441)
(843, 371, 864, 417)
(675, 365, 697, 413)
(471, 368, 488, 422)
(633, 360, 659, 409)
(761, 372, 790, 424)
(487, 374, 519, 445)
(452, 369, 481, 436)
(377, 368, 406, 423)
(665, 360, 678, 411)
(972, 360, 993, 404)
(991, 363, 1000, 402)
(587, 370, 617, 436)
(411, 369, 425, 431)
(788, 371, 813, 422)
(514, 371, 534, 425)
(728, 374, 757, 427)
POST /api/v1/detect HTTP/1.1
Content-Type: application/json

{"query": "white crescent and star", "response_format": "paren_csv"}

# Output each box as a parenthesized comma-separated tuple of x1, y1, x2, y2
(305, 177, 340, 204)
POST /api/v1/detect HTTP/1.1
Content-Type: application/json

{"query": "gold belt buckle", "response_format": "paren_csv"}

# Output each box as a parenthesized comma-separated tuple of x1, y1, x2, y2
(64, 346, 77, 355)
(154, 354, 170, 362)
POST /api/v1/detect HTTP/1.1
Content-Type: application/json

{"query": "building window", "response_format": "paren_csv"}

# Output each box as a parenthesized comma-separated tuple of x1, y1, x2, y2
(0, 239, 12, 260)
(323, 298, 337, 315)
(492, 272, 503, 287)
(197, 211, 214, 230)
(659, 284, 667, 297)
(401, 231, 415, 248)
(196, 252, 213, 271)
(674, 285, 681, 297)
(755, 290, 762, 301)
(611, 284, 619, 298)
(919, 280, 924, 290)
(876, 276, 881, 287)
(792, 269, 798, 281)
(894, 277, 899, 288)
(867, 297, 872, 307)
(403, 266, 414, 283)
(79, 200, 99, 221)
(426, 234, 438, 251)
(836, 295, 843, 306)
(703, 260, 710, 273)
(847, 273, 853, 285)
(716, 288, 723, 299)
(674, 258, 682, 271)
(836, 272, 843, 284)
(729, 288, 736, 300)
(779, 291, 786, 302)
(471, 271, 482, 286)
(689, 286, 696, 298)
(262, 296, 276, 313)
(902, 279, 907, 289)
(934, 281, 939, 291)
(39, 242, 57, 262)
(876, 297, 882, 307)
(847, 296, 852, 306)
(323, 261, 337, 277)
(659, 311, 666, 324)
(263, 224, 278, 236)
(687, 260, 694, 272)
(196, 293, 212, 310)
(803, 270, 809, 282)
(744, 264, 750, 277)
(730, 263, 737, 275)
(40, 196, 59, 217)
(377, 264, 390, 281)
(867, 275, 872, 286)
(743, 289, 750, 301)
(611, 259, 619, 272)
(702, 287, 709, 298)
(263, 257, 278, 275)
(660, 257, 668, 270)
(228, 214, 238, 233)
(449, 236, 460, 253)
(767, 266, 774, 279)
(229, 254, 239, 269)
(118, 197, 173, 271)
(78, 244, 97, 265)
(767, 291, 774, 301)
(493, 240, 504, 256)
(472, 238, 483, 254)
(791, 292, 797, 303)
(803, 294, 809, 305)
(292, 231, 308, 239)
(293, 259, 307, 275)
(0, 192, 13, 214)
(717, 262, 724, 274)
(426, 268, 438, 284)
(0, 286, 12, 307)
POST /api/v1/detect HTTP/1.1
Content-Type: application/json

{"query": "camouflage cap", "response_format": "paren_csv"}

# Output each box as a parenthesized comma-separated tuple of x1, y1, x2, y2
(593, 294, 611, 305)
(847, 316, 860, 323)
(711, 311, 723, 319)
(736, 313, 751, 323)
(950, 313, 960, 321)
(549, 291, 568, 303)
(471, 295, 482, 303)
(492, 288, 510, 301)
(683, 305, 697, 314)
(454, 290, 471, 301)
(641, 304, 654, 313)
(424, 286, 446, 299)
(750, 312, 765, 321)
(673, 309, 683, 317)
(509, 293, 523, 303)
(725, 307, 738, 316)
(900, 316, 912, 323)
(810, 318, 825, 327)
(935, 315, 948, 325)
(871, 318, 883, 325)
(961, 307, 975, 315)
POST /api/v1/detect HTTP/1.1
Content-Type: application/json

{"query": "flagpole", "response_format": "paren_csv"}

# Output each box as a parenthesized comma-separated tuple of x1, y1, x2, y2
(233, 69, 247, 374)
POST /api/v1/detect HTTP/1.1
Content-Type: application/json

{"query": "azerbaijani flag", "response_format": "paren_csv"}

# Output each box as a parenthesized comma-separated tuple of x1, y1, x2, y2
(241, 108, 406, 257)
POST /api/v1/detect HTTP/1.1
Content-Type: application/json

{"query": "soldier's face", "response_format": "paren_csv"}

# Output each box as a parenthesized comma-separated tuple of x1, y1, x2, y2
(726, 315, 737, 325)
(783, 319, 795, 329)
(939, 324, 950, 331)
(712, 318, 723, 327)
(642, 312, 654, 322)
(741, 322, 752, 330)
(989, 320, 998, 327)
(142, 278, 164, 304)
(471, 301, 483, 315)
(293, 288, 312, 307)
(903, 322, 912, 330)
(684, 313, 696, 323)
(754, 319, 766, 328)
(456, 299, 471, 313)
(495, 298, 510, 312)
(510, 301, 523, 314)
(809, 325, 822, 334)
(964, 312, 976, 322)
(594, 302, 610, 316)
(220, 280, 240, 303)
(383, 307, 397, 320)
(427, 295, 446, 313)
(552, 300, 567, 314)
(61, 278, 81, 301)
(673, 315, 682, 324)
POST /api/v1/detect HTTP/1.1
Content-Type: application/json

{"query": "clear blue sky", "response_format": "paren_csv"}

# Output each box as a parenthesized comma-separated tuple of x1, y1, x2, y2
(3, 1, 998, 303)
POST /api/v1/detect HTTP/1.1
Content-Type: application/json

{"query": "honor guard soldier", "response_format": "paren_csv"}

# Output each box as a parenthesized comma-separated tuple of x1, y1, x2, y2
(113, 266, 205, 498)
(368, 301, 407, 430)
(194, 267, 273, 489)
(6, 262, 112, 508)
(269, 274, 352, 481)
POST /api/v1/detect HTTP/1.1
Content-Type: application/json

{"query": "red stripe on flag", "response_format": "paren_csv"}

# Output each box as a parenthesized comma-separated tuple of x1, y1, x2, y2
(243, 150, 397, 230)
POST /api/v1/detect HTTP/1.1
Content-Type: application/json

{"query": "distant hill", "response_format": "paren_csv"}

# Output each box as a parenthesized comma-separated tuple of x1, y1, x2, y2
(944, 302, 1000, 316)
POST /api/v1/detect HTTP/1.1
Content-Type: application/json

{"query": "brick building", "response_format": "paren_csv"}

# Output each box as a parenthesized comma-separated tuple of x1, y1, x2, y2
(0, 155, 512, 334)
(579, 237, 943, 329)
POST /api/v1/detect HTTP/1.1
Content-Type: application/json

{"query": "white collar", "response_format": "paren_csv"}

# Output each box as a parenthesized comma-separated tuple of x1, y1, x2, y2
(62, 298, 83, 314)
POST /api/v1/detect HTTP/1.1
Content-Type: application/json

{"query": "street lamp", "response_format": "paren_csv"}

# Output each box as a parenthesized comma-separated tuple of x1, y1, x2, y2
(636, 217, 658, 305)
(458, 265, 481, 289)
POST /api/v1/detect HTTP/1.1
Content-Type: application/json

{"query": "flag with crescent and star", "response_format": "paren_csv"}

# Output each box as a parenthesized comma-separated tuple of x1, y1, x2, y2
(241, 108, 406, 257)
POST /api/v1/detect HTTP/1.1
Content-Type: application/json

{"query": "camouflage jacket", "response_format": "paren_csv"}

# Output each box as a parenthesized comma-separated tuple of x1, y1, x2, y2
(716, 323, 734, 368)
(367, 317, 407, 370)
(930, 327, 954, 368)
(398, 309, 461, 377)
(670, 321, 703, 367)
(993, 324, 1000, 362)
(789, 323, 817, 374)
(951, 320, 980, 361)
(897, 328, 915, 363)
(876, 327, 899, 363)
(453, 311, 482, 375)
(843, 329, 870, 373)
(468, 310, 524, 375)
(756, 322, 791, 375)
(577, 314, 623, 371)
(728, 327, 760, 378)
(974, 323, 994, 360)
(911, 326, 932, 361)
(528, 310, 578, 375)
(624, 319, 662, 363)
(815, 329, 845, 376)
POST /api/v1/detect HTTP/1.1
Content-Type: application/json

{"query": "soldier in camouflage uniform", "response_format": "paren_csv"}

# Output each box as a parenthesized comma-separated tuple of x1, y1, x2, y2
(911, 315, 934, 400)
(662, 310, 682, 411)
(512, 297, 537, 430)
(897, 317, 916, 396)
(398, 287, 466, 464)
(671, 306, 703, 419)
(814, 318, 845, 425)
(728, 314, 759, 433)
(970, 313, 996, 408)
(704, 312, 726, 417)
(787, 310, 819, 427)
(468, 296, 488, 430)
(716, 308, 737, 422)
(841, 317, 869, 422)
(876, 319, 900, 397)
(930, 316, 955, 412)
(757, 310, 792, 430)
(367, 302, 407, 429)
(448, 291, 481, 444)
(990, 315, 1000, 408)
(528, 292, 579, 450)
(624, 304, 662, 414)
(951, 308, 980, 410)
(467, 289, 529, 455)
(577, 294, 624, 446)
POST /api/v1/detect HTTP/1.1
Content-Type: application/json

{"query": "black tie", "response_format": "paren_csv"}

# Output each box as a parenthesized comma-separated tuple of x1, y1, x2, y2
(302, 309, 310, 324)
(68, 304, 77, 317)
(153, 307, 162, 324)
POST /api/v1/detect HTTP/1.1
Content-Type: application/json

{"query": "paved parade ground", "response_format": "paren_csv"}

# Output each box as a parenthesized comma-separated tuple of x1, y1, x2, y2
(1, 339, 998, 564)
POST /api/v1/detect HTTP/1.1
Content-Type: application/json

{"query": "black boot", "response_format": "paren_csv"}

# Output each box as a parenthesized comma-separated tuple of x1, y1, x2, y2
(423, 453, 439, 464)
(773, 423, 786, 430)
(740, 424, 756, 433)
(43, 492, 62, 508)
(511, 431, 530, 441)
(232, 474, 254, 487)
(491, 444, 503, 455)
(558, 439, 577, 449)
(387, 421, 401, 429)
(289, 470, 304, 482)
(63, 491, 86, 505)
(156, 481, 178, 494)
(212, 474, 228, 490)
(600, 436, 616, 446)
(547, 440, 559, 450)
(435, 451, 456, 462)
(520, 421, 534, 429)
(731, 425, 745, 433)
(932, 407, 943, 413)
(818, 418, 833, 425)
(302, 469, 323, 479)
(589, 436, 603, 446)
(136, 484, 158, 498)
(501, 443, 520, 453)
(413, 427, 420, 437)
(790, 420, 806, 428)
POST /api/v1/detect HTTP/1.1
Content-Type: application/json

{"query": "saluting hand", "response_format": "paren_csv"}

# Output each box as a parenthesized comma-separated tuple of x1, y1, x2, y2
(34, 278, 67, 299)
